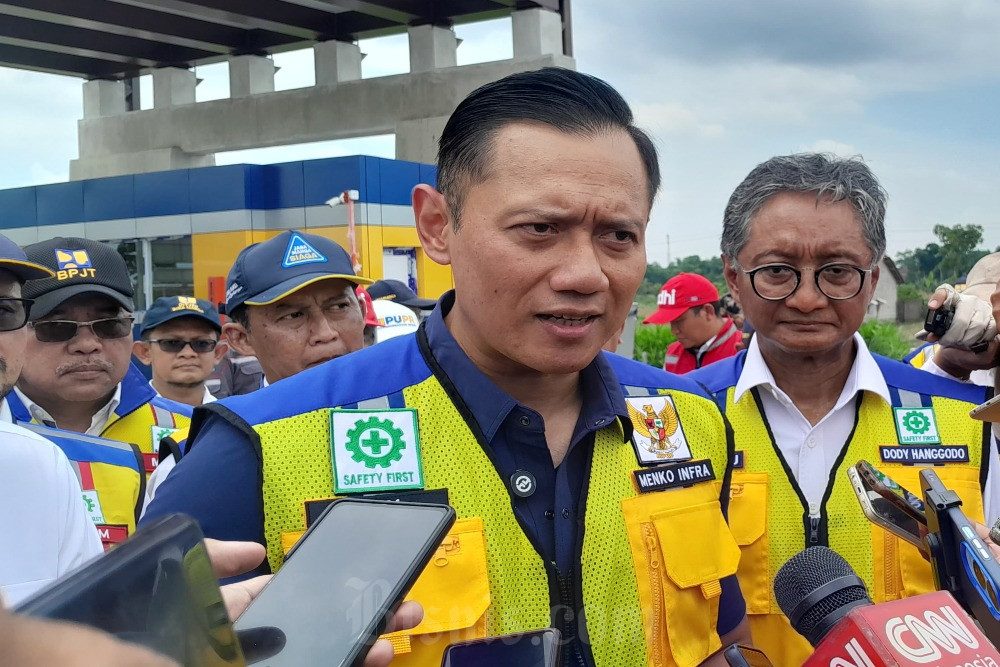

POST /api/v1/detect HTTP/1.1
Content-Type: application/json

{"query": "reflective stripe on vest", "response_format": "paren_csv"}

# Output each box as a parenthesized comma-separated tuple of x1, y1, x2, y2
(724, 385, 985, 666)
(252, 374, 734, 667)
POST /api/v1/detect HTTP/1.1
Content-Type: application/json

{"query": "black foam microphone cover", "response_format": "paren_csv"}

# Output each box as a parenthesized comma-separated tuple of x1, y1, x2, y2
(773, 546, 872, 646)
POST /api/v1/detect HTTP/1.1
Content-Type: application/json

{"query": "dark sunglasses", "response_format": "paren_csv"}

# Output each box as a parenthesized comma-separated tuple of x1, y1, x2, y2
(0, 297, 33, 332)
(146, 338, 219, 354)
(30, 317, 135, 343)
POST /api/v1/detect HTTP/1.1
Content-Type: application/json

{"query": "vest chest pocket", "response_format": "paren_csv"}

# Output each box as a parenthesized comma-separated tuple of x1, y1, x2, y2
(380, 517, 491, 667)
(728, 472, 769, 615)
(623, 484, 740, 667)
(876, 464, 984, 600)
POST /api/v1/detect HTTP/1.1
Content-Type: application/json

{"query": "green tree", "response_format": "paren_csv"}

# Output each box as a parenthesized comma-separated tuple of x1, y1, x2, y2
(933, 224, 984, 283)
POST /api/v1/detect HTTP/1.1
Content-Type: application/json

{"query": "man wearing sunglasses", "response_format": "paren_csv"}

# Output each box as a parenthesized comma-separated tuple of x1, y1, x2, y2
(133, 296, 228, 408)
(6, 238, 191, 512)
(689, 153, 999, 665)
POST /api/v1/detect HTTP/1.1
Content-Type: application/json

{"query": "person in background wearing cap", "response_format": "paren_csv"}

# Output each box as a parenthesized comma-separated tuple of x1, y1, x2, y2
(0, 232, 103, 604)
(144, 68, 750, 667)
(133, 296, 228, 407)
(218, 230, 371, 387)
(367, 278, 438, 320)
(6, 238, 192, 545)
(644, 273, 741, 374)
(370, 299, 419, 344)
(689, 153, 1000, 665)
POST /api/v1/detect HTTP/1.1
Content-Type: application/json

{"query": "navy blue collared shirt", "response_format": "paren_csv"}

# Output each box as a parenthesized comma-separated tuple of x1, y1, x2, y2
(424, 293, 745, 637)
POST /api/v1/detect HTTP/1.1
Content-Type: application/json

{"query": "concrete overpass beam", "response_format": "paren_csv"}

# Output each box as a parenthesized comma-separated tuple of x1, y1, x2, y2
(229, 55, 276, 97)
(315, 40, 364, 85)
(408, 24, 458, 73)
(153, 67, 197, 108)
(82, 79, 127, 119)
(512, 8, 564, 60)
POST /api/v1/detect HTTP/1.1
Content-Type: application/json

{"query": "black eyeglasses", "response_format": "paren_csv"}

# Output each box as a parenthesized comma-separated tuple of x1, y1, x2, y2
(736, 263, 873, 301)
(30, 317, 135, 343)
(0, 297, 33, 332)
(146, 338, 219, 354)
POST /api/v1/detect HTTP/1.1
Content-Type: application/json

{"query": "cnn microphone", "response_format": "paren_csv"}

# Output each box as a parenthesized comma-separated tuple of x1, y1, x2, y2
(774, 546, 1000, 666)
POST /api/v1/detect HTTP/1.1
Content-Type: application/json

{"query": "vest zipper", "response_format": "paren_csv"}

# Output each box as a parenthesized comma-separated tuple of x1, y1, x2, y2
(558, 566, 587, 667)
(807, 515, 821, 546)
(643, 523, 667, 667)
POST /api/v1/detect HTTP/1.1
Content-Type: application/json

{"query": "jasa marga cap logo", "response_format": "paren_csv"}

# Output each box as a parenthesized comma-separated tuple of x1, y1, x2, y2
(54, 248, 95, 281)
(282, 232, 328, 268)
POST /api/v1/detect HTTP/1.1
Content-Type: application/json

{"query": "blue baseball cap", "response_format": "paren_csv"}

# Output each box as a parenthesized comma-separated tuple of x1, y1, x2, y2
(140, 296, 221, 336)
(226, 230, 372, 312)
(0, 233, 55, 282)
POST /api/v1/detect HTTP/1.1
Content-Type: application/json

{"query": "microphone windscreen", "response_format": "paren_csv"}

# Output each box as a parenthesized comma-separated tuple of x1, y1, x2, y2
(773, 546, 871, 646)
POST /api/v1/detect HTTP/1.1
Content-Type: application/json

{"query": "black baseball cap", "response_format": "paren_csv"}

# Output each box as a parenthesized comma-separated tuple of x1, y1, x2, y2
(367, 279, 437, 310)
(0, 233, 54, 282)
(140, 296, 221, 336)
(226, 230, 372, 312)
(21, 237, 135, 319)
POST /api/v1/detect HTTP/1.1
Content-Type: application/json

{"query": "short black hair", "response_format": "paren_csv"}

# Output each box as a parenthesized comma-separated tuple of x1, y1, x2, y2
(437, 67, 660, 226)
(227, 304, 251, 331)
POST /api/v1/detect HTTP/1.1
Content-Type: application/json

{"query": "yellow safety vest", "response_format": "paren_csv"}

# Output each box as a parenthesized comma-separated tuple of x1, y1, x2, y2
(221, 342, 738, 667)
(17, 423, 145, 548)
(723, 385, 986, 666)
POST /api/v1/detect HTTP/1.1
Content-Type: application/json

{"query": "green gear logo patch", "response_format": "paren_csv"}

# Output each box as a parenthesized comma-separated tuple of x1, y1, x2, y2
(893, 406, 941, 445)
(330, 409, 424, 494)
(901, 410, 930, 434)
(346, 416, 406, 469)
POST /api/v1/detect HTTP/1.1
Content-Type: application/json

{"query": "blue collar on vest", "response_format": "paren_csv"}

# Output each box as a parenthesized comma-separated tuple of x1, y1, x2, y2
(687, 350, 747, 394)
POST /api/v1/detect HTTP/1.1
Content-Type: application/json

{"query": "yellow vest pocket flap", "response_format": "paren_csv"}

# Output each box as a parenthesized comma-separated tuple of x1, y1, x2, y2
(388, 517, 491, 636)
(653, 501, 741, 590)
(728, 472, 768, 546)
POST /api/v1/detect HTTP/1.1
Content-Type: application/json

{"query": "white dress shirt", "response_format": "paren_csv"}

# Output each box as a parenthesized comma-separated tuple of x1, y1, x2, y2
(148, 379, 217, 406)
(12, 384, 121, 436)
(735, 334, 1000, 524)
(0, 420, 103, 606)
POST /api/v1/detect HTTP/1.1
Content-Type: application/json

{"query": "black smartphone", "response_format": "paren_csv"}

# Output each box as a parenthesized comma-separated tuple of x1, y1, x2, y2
(925, 306, 955, 338)
(440, 628, 562, 667)
(856, 460, 926, 524)
(14, 513, 243, 666)
(722, 643, 774, 667)
(848, 464, 926, 552)
(233, 498, 456, 667)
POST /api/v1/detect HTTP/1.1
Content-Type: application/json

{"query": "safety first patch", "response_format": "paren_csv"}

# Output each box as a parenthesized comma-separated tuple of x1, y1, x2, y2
(633, 459, 716, 494)
(625, 395, 693, 466)
(330, 409, 424, 494)
(893, 406, 942, 445)
(151, 426, 181, 453)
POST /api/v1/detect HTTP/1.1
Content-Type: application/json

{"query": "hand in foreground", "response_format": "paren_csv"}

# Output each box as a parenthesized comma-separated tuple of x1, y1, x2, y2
(203, 538, 424, 666)
(918, 284, 996, 348)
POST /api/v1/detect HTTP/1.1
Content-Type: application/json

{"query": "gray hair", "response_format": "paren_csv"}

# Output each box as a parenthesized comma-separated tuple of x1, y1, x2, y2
(720, 153, 887, 264)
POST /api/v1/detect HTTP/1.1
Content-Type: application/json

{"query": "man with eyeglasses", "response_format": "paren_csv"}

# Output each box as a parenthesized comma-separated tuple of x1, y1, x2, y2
(133, 296, 228, 408)
(4, 238, 191, 542)
(689, 153, 999, 665)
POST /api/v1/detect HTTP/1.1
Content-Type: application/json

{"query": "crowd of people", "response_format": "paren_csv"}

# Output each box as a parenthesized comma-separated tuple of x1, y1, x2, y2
(2, 66, 1000, 667)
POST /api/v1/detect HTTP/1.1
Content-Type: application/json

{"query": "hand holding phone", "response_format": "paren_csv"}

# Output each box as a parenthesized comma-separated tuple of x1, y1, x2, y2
(233, 498, 455, 667)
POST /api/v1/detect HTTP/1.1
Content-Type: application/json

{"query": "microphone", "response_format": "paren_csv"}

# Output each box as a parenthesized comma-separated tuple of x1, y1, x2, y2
(775, 546, 1000, 666)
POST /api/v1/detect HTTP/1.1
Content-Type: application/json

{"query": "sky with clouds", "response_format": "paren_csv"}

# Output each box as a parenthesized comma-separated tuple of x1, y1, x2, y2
(1, 0, 998, 265)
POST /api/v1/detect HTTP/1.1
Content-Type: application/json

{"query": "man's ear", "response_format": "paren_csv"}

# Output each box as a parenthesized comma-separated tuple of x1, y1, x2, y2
(222, 322, 256, 358)
(212, 339, 230, 364)
(132, 340, 152, 366)
(412, 184, 453, 266)
(722, 255, 742, 302)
